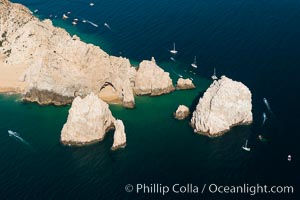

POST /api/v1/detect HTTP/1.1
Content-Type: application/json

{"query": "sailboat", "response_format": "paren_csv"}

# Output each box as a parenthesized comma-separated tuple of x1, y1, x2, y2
(191, 56, 198, 68)
(211, 68, 218, 80)
(170, 43, 178, 54)
(242, 140, 251, 151)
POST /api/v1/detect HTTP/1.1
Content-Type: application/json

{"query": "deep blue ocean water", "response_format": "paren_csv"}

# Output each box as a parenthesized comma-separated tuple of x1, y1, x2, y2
(1, 0, 299, 199)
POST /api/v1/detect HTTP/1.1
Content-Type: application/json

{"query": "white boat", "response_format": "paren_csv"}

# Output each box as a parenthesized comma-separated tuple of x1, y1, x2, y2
(191, 56, 197, 68)
(104, 22, 111, 29)
(8, 130, 17, 136)
(62, 14, 68, 20)
(211, 68, 218, 80)
(8, 130, 31, 147)
(170, 57, 176, 62)
(170, 43, 178, 54)
(90, 2, 94, 6)
(72, 21, 77, 26)
(242, 140, 251, 152)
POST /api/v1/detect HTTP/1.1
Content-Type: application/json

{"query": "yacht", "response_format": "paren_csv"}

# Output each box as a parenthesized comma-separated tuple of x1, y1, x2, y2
(191, 56, 197, 68)
(211, 68, 218, 80)
(242, 140, 251, 152)
(170, 43, 178, 54)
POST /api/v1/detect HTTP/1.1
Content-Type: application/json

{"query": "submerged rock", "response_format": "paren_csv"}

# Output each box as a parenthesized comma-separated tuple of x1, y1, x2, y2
(134, 57, 175, 96)
(111, 120, 126, 150)
(176, 78, 195, 90)
(190, 76, 253, 136)
(61, 93, 115, 145)
(174, 105, 190, 120)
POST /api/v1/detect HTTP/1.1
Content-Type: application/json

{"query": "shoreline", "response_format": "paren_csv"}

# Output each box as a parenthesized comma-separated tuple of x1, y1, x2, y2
(0, 55, 28, 95)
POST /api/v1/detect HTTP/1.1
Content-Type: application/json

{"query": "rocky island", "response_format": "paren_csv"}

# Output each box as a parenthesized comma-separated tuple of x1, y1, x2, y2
(190, 76, 253, 136)
(176, 78, 195, 90)
(61, 93, 126, 150)
(174, 105, 190, 120)
(0, 0, 174, 108)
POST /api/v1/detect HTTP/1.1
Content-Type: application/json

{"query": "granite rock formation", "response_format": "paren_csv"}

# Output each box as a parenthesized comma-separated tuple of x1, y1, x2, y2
(190, 76, 253, 136)
(134, 57, 175, 96)
(174, 105, 190, 120)
(61, 93, 115, 145)
(176, 78, 195, 90)
(0, 1, 174, 108)
(111, 120, 126, 150)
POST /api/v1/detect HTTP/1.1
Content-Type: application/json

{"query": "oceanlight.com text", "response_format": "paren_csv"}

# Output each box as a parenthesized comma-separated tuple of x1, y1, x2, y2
(124, 183, 294, 196)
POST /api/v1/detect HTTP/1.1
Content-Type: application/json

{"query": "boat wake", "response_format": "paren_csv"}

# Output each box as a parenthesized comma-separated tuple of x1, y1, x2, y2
(263, 98, 274, 115)
(85, 20, 99, 27)
(170, 57, 176, 62)
(262, 112, 267, 126)
(172, 70, 183, 78)
(8, 130, 31, 148)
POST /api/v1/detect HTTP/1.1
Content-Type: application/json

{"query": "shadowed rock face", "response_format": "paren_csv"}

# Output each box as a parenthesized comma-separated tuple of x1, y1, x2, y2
(190, 76, 253, 136)
(0, 1, 175, 108)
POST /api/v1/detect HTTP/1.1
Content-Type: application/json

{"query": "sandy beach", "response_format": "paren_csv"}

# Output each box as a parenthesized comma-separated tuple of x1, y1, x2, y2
(0, 55, 28, 94)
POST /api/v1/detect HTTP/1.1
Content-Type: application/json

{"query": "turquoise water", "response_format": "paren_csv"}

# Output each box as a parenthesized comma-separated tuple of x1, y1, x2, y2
(1, 0, 299, 199)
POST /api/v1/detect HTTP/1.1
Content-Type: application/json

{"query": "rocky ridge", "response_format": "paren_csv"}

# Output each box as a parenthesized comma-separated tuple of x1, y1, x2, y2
(0, 1, 175, 108)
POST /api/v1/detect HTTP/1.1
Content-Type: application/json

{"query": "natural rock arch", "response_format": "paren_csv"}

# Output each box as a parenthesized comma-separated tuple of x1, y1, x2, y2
(98, 82, 121, 103)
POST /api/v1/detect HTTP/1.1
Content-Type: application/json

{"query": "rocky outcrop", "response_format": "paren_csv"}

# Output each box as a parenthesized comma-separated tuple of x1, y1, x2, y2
(174, 105, 190, 120)
(61, 93, 115, 145)
(190, 76, 253, 136)
(111, 120, 126, 150)
(134, 57, 175, 96)
(176, 78, 195, 90)
(0, 1, 176, 108)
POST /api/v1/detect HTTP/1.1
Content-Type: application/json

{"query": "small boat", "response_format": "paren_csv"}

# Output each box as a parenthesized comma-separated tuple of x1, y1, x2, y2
(211, 67, 218, 80)
(170, 57, 176, 62)
(8, 130, 17, 137)
(178, 74, 183, 78)
(170, 43, 178, 54)
(90, 2, 95, 6)
(189, 78, 193, 81)
(242, 140, 251, 151)
(34, 9, 38, 13)
(72, 21, 77, 26)
(67, 11, 71, 15)
(258, 134, 267, 142)
(191, 56, 198, 68)
(74, 18, 79, 22)
(82, 19, 87, 23)
(104, 22, 111, 29)
(62, 14, 68, 20)
(287, 155, 292, 162)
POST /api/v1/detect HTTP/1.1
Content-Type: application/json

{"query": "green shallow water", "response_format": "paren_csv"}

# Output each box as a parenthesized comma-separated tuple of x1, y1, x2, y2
(2, 0, 299, 198)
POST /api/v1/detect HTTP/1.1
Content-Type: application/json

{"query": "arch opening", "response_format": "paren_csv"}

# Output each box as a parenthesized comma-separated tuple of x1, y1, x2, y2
(98, 82, 121, 103)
